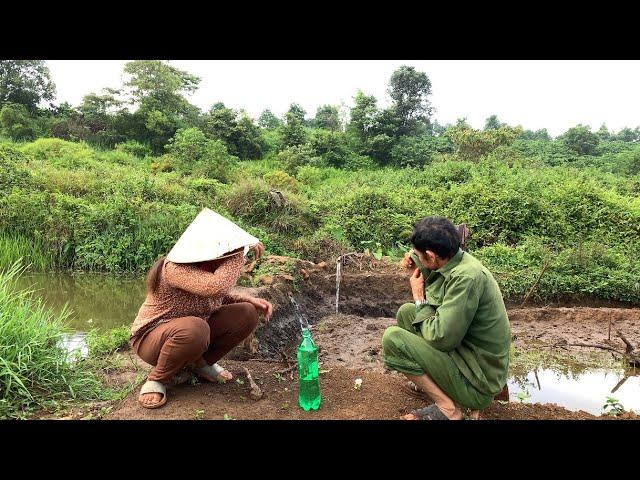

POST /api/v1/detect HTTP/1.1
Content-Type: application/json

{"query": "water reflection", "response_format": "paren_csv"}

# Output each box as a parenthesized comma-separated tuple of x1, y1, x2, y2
(15, 272, 145, 331)
(508, 368, 640, 415)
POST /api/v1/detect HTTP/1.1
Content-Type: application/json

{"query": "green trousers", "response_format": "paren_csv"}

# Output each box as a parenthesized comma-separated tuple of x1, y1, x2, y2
(382, 303, 493, 410)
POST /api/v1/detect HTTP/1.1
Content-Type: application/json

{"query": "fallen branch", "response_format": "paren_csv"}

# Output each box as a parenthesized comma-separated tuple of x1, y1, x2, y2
(520, 261, 550, 308)
(616, 330, 635, 354)
(276, 364, 297, 375)
(566, 342, 625, 355)
(242, 367, 263, 400)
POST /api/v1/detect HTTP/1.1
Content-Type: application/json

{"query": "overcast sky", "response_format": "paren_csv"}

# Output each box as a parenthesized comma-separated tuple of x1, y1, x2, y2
(46, 60, 640, 137)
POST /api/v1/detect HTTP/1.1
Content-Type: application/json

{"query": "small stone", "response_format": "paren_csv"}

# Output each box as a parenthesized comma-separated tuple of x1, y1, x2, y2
(281, 274, 295, 281)
(316, 261, 327, 269)
(366, 323, 378, 331)
(260, 275, 274, 285)
(300, 269, 309, 280)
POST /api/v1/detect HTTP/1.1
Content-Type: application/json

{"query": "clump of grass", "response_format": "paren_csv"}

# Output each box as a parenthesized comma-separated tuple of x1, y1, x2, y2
(0, 232, 59, 271)
(86, 326, 130, 357)
(0, 262, 106, 419)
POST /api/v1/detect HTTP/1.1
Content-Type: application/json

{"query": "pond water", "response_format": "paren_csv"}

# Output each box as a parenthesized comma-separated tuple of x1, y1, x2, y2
(16, 272, 145, 331)
(508, 367, 640, 416)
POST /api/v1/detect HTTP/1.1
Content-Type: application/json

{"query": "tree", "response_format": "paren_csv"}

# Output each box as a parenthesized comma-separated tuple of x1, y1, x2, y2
(445, 124, 523, 161)
(596, 124, 611, 141)
(518, 128, 551, 141)
(314, 105, 341, 131)
(122, 61, 202, 151)
(387, 65, 433, 135)
(258, 109, 282, 129)
(348, 91, 378, 143)
(484, 115, 503, 130)
(280, 111, 307, 148)
(0, 103, 39, 140)
(559, 125, 600, 155)
(0, 60, 56, 112)
(612, 127, 640, 143)
(287, 103, 307, 123)
(202, 103, 264, 159)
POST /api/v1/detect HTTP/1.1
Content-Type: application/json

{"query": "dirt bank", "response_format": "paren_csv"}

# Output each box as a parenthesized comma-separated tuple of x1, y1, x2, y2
(96, 257, 640, 420)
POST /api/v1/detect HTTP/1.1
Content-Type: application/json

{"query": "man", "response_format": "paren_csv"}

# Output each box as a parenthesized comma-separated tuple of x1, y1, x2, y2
(382, 216, 511, 420)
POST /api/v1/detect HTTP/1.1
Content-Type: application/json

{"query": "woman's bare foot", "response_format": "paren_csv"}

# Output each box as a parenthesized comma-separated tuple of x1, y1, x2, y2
(191, 357, 233, 382)
(139, 392, 163, 407)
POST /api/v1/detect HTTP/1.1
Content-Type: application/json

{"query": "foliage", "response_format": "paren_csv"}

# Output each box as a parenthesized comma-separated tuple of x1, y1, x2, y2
(86, 326, 130, 357)
(445, 125, 522, 161)
(0, 263, 107, 418)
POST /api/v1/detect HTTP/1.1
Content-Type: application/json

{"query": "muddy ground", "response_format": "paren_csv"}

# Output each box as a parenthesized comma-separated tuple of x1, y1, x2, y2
(83, 256, 640, 420)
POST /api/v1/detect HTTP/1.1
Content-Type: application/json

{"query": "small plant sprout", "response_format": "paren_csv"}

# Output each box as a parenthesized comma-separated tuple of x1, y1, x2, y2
(223, 413, 234, 420)
(602, 397, 625, 416)
(235, 378, 245, 385)
(354, 378, 363, 390)
(193, 409, 205, 420)
(516, 391, 531, 403)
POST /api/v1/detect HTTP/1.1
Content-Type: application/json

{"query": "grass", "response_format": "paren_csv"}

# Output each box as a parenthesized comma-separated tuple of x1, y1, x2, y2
(0, 232, 61, 272)
(0, 262, 112, 418)
(86, 325, 130, 357)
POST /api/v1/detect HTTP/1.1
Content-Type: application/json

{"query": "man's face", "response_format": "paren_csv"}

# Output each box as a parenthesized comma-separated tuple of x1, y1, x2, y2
(413, 248, 441, 271)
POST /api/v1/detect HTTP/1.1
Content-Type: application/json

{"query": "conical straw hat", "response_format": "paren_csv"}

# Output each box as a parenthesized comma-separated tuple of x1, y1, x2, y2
(166, 208, 260, 263)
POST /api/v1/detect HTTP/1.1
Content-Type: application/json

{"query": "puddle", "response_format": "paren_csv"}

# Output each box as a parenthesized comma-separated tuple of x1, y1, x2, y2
(508, 368, 640, 415)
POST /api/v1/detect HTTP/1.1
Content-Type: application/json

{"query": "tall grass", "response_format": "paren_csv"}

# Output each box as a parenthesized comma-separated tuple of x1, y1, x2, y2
(0, 262, 106, 419)
(0, 232, 60, 271)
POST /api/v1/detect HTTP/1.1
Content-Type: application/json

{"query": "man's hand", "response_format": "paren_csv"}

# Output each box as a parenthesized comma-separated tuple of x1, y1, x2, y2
(249, 242, 265, 261)
(401, 249, 416, 271)
(247, 296, 273, 323)
(409, 268, 425, 301)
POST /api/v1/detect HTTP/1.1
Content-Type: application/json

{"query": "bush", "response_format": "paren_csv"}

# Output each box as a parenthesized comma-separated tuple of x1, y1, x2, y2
(86, 326, 131, 357)
(0, 103, 39, 141)
(445, 125, 522, 162)
(277, 145, 323, 174)
(0, 263, 106, 418)
(0, 143, 31, 191)
(559, 125, 599, 156)
(263, 170, 299, 192)
(390, 134, 453, 167)
(166, 128, 238, 182)
(115, 140, 152, 158)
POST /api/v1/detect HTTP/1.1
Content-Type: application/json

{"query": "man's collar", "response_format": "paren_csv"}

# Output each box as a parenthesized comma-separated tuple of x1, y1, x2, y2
(435, 249, 464, 278)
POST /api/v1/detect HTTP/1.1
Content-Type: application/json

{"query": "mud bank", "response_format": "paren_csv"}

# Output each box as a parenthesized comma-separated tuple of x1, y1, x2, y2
(95, 259, 640, 420)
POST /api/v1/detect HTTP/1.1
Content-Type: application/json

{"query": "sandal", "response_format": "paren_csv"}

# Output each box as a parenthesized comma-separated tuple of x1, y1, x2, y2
(138, 380, 167, 409)
(192, 363, 232, 383)
(405, 404, 450, 420)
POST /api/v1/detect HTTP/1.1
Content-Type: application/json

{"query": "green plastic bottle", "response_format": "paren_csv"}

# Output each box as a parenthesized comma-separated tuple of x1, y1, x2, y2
(297, 328, 321, 411)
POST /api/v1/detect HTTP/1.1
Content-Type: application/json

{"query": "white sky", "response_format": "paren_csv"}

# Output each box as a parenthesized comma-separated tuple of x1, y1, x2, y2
(46, 60, 640, 137)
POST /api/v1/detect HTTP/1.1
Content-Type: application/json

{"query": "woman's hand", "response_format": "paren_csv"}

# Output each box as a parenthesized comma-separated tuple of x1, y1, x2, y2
(409, 268, 425, 301)
(249, 243, 265, 261)
(248, 296, 273, 322)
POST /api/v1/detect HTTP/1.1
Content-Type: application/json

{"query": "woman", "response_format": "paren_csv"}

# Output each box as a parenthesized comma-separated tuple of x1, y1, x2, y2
(131, 208, 274, 409)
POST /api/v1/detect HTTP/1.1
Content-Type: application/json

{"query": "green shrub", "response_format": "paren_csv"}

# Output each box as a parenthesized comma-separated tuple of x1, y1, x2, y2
(86, 326, 131, 357)
(115, 140, 152, 158)
(0, 263, 106, 418)
(263, 170, 299, 192)
(277, 145, 323, 174)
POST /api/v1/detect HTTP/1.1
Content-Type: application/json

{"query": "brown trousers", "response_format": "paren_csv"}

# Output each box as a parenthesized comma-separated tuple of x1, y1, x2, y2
(132, 302, 259, 384)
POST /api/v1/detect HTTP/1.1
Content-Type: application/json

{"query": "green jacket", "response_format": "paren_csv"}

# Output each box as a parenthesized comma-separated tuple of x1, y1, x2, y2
(410, 249, 511, 396)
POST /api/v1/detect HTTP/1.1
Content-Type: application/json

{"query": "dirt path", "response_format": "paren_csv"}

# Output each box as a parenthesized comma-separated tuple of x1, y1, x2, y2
(105, 359, 611, 420)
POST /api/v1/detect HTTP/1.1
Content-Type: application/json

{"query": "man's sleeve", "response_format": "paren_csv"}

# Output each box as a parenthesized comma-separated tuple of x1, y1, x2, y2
(415, 274, 481, 352)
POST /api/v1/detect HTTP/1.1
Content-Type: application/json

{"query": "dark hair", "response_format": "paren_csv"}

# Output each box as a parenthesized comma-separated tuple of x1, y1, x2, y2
(146, 255, 166, 293)
(410, 216, 461, 259)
